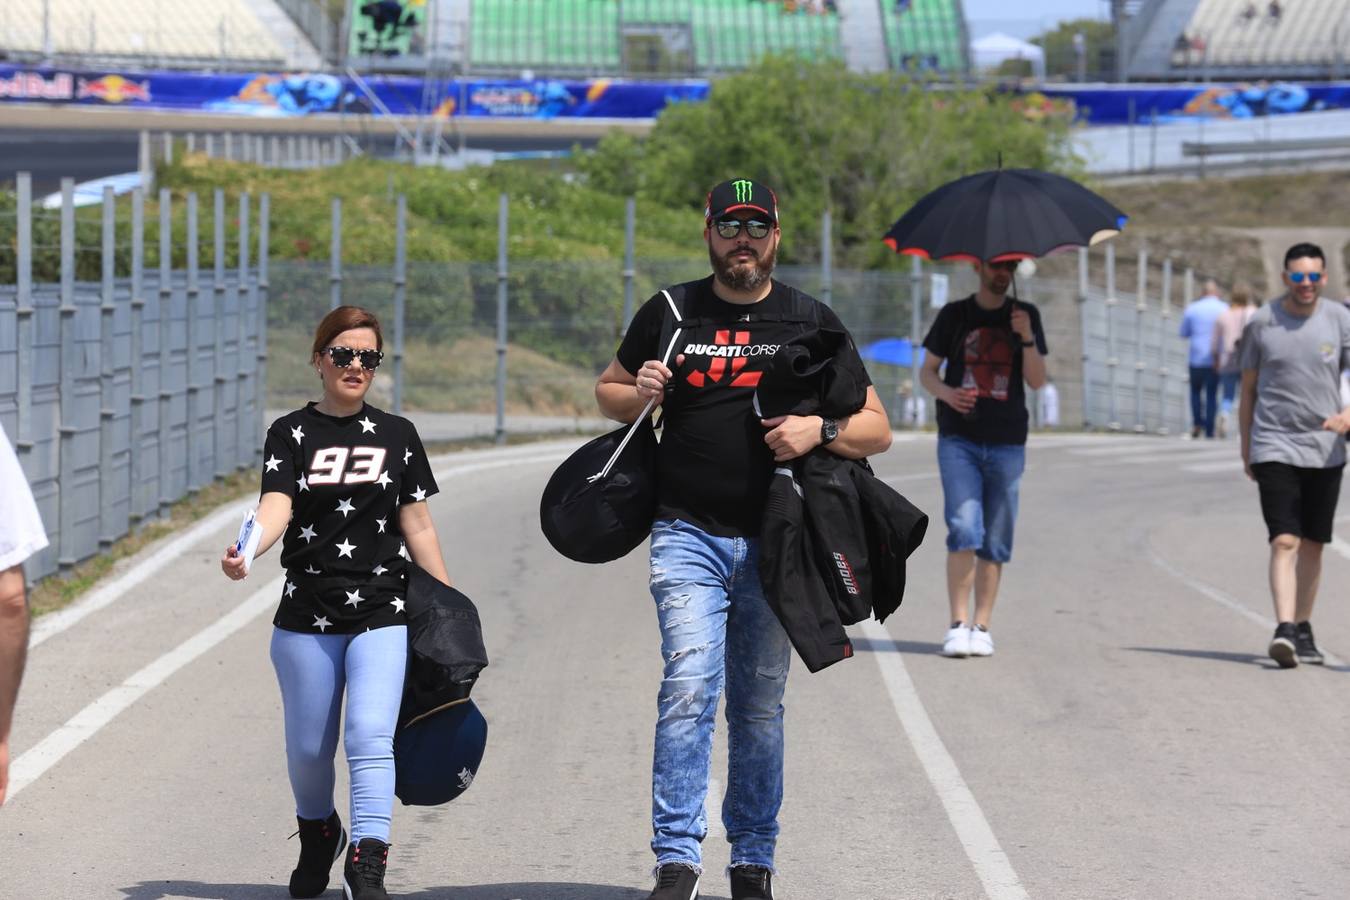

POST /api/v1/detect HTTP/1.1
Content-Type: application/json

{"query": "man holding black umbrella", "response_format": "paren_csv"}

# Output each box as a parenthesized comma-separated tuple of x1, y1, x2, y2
(919, 259, 1047, 657)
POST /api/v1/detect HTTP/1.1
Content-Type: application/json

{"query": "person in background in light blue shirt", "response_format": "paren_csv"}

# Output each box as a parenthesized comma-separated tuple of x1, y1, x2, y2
(1180, 279, 1229, 438)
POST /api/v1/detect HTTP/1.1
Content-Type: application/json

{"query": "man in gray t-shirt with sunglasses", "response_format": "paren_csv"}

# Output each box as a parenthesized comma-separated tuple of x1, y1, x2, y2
(1239, 242, 1350, 668)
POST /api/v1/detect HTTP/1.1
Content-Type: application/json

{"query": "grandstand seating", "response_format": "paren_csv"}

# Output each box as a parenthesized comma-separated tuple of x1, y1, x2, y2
(1, 0, 288, 67)
(880, 0, 969, 74)
(1168, 0, 1349, 73)
(468, 0, 843, 76)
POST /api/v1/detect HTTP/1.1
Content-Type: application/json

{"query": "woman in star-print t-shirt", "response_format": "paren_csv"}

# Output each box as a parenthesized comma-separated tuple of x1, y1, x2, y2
(220, 305, 450, 899)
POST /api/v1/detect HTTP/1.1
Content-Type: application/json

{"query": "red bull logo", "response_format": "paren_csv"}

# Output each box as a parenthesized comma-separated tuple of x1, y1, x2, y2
(77, 74, 151, 104)
(0, 71, 74, 100)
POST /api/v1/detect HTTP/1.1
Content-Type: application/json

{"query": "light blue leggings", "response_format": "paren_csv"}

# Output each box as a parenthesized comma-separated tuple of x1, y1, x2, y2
(269, 626, 407, 843)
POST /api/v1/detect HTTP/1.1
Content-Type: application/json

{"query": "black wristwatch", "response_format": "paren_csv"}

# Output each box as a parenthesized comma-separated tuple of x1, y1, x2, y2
(1020, 338, 1036, 347)
(820, 417, 839, 446)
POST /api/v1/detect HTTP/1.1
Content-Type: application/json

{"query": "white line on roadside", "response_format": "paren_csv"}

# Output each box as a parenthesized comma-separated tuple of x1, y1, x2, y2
(859, 619, 1029, 900)
(29, 500, 253, 649)
(1148, 548, 1346, 667)
(881, 473, 939, 485)
(1181, 460, 1244, 474)
(10, 575, 284, 802)
(15, 451, 572, 802)
(706, 777, 723, 840)
(1329, 537, 1350, 564)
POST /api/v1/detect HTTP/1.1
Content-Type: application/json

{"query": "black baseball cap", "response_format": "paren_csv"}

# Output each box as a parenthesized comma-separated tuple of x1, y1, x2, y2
(705, 179, 778, 224)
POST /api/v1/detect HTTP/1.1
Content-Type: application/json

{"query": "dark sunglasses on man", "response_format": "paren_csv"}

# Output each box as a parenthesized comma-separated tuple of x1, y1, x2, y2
(714, 218, 773, 240)
(1288, 271, 1323, 284)
(324, 345, 384, 371)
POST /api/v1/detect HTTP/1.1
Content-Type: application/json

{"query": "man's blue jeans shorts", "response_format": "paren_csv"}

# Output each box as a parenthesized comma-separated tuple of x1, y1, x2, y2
(937, 434, 1026, 563)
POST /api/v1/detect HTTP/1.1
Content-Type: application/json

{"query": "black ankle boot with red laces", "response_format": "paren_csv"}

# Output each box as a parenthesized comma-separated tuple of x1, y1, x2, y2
(343, 837, 391, 900)
(288, 811, 345, 899)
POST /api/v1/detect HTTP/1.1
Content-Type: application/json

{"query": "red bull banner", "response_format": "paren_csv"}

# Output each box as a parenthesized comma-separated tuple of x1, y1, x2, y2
(0, 65, 708, 119)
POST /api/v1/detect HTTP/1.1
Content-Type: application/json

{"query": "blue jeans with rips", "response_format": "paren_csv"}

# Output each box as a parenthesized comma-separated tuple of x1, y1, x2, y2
(648, 518, 791, 874)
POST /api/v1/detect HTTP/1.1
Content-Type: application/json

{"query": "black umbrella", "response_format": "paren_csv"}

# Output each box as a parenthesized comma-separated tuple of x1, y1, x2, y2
(883, 168, 1126, 263)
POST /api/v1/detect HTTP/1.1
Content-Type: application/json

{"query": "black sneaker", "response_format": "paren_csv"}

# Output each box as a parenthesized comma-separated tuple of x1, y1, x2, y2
(342, 838, 390, 900)
(730, 865, 775, 900)
(288, 811, 345, 899)
(648, 863, 700, 900)
(1295, 621, 1325, 665)
(1269, 622, 1298, 669)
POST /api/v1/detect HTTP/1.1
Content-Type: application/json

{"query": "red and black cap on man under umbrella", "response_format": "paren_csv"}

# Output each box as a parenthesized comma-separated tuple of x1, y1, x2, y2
(882, 168, 1126, 263)
(706, 178, 778, 223)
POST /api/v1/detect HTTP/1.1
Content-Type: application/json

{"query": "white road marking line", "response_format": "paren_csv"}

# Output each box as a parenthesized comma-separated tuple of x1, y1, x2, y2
(1147, 548, 1346, 667)
(10, 575, 284, 802)
(706, 777, 723, 839)
(859, 618, 1029, 900)
(1330, 537, 1350, 563)
(16, 452, 572, 802)
(1066, 444, 1227, 459)
(1113, 451, 1236, 466)
(30, 499, 253, 648)
(881, 472, 939, 485)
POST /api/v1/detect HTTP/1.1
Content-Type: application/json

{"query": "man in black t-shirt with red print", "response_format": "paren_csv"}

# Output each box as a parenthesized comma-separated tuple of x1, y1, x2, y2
(596, 179, 893, 900)
(920, 259, 1048, 660)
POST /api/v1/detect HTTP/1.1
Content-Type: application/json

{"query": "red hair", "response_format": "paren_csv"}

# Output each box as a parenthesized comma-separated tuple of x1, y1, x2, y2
(311, 305, 383, 357)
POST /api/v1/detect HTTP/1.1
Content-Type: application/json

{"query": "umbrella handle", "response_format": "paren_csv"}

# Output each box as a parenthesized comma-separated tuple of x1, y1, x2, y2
(591, 327, 684, 482)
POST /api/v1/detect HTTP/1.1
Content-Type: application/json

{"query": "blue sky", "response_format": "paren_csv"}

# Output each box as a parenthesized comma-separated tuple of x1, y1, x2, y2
(961, 0, 1111, 41)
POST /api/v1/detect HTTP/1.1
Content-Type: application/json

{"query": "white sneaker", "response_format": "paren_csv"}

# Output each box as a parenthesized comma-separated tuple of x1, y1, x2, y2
(968, 625, 995, 657)
(942, 623, 971, 657)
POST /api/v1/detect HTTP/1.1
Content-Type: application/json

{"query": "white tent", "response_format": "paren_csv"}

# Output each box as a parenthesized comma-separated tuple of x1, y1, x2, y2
(970, 32, 1046, 79)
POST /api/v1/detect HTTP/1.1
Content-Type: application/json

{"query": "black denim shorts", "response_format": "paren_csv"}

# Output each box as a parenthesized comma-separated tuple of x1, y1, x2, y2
(1251, 461, 1345, 543)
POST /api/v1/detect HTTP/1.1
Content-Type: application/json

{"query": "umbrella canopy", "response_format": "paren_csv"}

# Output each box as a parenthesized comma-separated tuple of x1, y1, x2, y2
(883, 168, 1126, 263)
(860, 337, 925, 367)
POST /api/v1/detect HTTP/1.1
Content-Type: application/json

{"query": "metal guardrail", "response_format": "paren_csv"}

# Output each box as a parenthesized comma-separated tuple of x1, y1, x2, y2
(1182, 135, 1350, 156)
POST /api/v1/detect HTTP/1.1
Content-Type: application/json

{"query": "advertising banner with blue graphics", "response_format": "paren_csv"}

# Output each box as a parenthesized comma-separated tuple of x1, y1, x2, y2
(0, 65, 708, 120)
(1020, 82, 1350, 124)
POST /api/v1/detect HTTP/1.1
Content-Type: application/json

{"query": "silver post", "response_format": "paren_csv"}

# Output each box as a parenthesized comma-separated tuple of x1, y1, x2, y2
(224, 131, 234, 162)
(238, 192, 251, 468)
(99, 185, 117, 548)
(821, 209, 833, 307)
(186, 132, 196, 155)
(495, 193, 509, 446)
(158, 188, 173, 517)
(57, 178, 76, 567)
(205, 132, 215, 159)
(1159, 256, 1174, 434)
(621, 196, 636, 329)
(393, 195, 407, 414)
(1105, 242, 1119, 430)
(257, 193, 270, 450)
(130, 187, 146, 518)
(909, 254, 922, 430)
(139, 129, 153, 192)
(186, 192, 201, 491)
(163, 132, 173, 165)
(1134, 244, 1147, 432)
(330, 197, 342, 309)
(1078, 247, 1092, 428)
(16, 173, 33, 447)
(214, 188, 227, 481)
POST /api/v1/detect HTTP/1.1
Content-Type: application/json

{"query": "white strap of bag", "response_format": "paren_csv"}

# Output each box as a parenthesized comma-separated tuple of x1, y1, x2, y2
(590, 290, 683, 482)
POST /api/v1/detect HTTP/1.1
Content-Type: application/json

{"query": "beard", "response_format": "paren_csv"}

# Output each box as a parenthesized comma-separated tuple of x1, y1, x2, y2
(711, 242, 776, 292)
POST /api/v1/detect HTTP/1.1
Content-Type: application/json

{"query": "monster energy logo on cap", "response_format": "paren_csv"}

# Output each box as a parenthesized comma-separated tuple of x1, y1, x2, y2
(733, 179, 754, 203)
(706, 178, 777, 222)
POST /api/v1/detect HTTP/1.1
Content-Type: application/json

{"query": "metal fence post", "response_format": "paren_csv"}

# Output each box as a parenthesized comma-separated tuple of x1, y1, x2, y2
(257, 193, 270, 448)
(330, 197, 342, 310)
(238, 192, 251, 468)
(213, 188, 227, 480)
(820, 209, 833, 307)
(621, 196, 636, 329)
(163, 132, 173, 165)
(57, 178, 76, 568)
(157, 188, 173, 517)
(1159, 256, 1174, 434)
(130, 187, 147, 519)
(139, 130, 153, 192)
(1105, 242, 1119, 430)
(1078, 247, 1092, 429)
(495, 193, 508, 446)
(186, 191, 201, 491)
(224, 131, 234, 162)
(99, 186, 117, 548)
(393, 195, 406, 414)
(909, 254, 922, 429)
(15, 173, 33, 449)
(1134, 244, 1147, 432)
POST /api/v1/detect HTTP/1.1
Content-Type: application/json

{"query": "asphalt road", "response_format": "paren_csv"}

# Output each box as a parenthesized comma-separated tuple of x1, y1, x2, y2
(7, 431, 1350, 899)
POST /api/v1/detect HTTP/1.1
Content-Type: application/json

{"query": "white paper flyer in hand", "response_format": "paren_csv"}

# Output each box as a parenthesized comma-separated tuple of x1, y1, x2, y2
(234, 509, 264, 574)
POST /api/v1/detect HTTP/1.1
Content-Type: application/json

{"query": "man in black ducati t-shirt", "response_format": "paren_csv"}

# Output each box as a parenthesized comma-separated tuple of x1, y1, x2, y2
(595, 180, 893, 900)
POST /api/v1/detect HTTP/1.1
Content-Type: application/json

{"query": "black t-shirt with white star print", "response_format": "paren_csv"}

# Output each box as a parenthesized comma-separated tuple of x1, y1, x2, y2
(260, 402, 439, 634)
